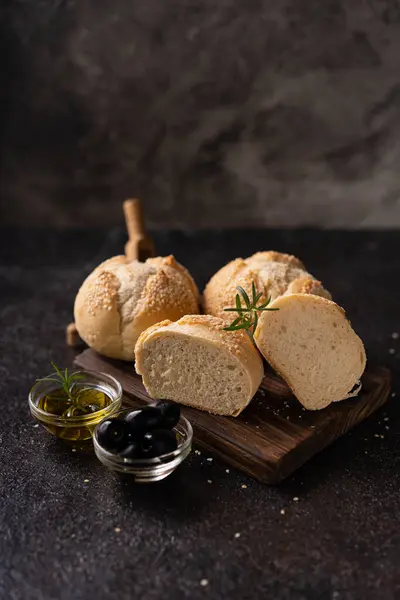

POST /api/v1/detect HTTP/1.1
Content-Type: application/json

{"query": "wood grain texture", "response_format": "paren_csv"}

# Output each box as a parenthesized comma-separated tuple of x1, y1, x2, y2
(75, 349, 391, 484)
(123, 198, 155, 262)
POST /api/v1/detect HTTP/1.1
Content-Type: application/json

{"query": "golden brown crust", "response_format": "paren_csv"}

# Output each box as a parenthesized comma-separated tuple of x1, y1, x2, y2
(286, 277, 332, 300)
(74, 255, 200, 361)
(155, 255, 199, 302)
(203, 250, 330, 319)
(137, 262, 199, 320)
(249, 251, 305, 270)
(203, 259, 265, 320)
(74, 268, 123, 359)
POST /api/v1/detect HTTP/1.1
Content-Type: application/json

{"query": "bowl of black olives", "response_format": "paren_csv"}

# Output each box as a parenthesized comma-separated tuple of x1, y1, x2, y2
(93, 401, 193, 482)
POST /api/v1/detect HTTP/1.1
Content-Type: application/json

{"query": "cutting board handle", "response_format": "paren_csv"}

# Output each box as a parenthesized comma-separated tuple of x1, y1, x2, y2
(123, 198, 146, 239)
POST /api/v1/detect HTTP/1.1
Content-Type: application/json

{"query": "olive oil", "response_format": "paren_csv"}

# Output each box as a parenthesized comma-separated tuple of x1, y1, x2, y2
(36, 386, 113, 441)
(30, 366, 122, 442)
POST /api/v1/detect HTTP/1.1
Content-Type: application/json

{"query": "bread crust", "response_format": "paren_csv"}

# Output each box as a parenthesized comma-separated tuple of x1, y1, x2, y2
(203, 251, 330, 319)
(135, 314, 264, 416)
(249, 251, 305, 270)
(285, 277, 332, 300)
(203, 258, 265, 321)
(74, 255, 199, 361)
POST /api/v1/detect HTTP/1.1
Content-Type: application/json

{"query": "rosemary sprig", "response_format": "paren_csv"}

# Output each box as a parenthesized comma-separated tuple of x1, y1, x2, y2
(37, 362, 84, 404)
(223, 281, 279, 342)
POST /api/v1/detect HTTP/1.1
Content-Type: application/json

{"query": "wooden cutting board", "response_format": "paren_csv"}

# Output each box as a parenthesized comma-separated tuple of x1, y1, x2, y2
(75, 349, 391, 484)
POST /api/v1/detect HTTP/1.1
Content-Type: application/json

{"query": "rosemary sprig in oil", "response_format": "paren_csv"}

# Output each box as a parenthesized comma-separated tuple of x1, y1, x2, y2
(223, 281, 279, 342)
(36, 362, 84, 405)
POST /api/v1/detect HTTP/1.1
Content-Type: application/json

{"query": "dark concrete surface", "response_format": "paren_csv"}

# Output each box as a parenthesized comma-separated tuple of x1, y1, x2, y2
(1, 228, 400, 600)
(1, 1, 400, 228)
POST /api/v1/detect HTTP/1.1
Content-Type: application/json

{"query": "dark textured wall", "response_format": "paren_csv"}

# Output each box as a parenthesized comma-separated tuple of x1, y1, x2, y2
(1, 1, 400, 228)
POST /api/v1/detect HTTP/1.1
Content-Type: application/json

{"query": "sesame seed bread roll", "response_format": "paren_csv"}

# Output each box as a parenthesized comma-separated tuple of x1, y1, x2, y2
(254, 294, 366, 410)
(203, 251, 331, 320)
(74, 255, 199, 361)
(135, 315, 264, 416)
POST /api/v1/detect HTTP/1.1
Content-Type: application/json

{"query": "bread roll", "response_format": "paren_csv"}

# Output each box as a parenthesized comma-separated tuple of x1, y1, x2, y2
(135, 315, 264, 416)
(203, 251, 331, 320)
(74, 255, 199, 361)
(254, 294, 366, 410)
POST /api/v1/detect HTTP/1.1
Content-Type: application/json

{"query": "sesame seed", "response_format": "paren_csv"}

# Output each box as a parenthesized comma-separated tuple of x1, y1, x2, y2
(114, 527, 121, 533)
(84, 479, 89, 483)
(207, 480, 212, 484)
(293, 497, 299, 502)
(391, 392, 396, 397)
(72, 448, 76, 452)
(200, 579, 208, 587)
(33, 424, 39, 428)
(206, 458, 213, 462)
(374, 434, 380, 438)
(385, 426, 389, 430)
(389, 348, 396, 355)
(392, 332, 399, 339)
(234, 532, 241, 538)
(280, 509, 286, 515)
(241, 484, 247, 489)
(226, 469, 230, 473)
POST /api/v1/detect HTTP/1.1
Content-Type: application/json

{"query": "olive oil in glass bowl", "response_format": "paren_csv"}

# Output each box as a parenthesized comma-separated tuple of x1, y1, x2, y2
(29, 371, 122, 441)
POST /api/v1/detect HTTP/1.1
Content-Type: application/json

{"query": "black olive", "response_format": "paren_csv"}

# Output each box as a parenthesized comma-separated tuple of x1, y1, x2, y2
(153, 401, 181, 429)
(118, 439, 142, 459)
(124, 406, 164, 434)
(141, 429, 178, 458)
(96, 419, 130, 451)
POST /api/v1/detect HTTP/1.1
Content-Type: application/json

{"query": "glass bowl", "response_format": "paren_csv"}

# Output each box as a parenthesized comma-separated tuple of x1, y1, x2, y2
(93, 407, 193, 482)
(29, 371, 122, 441)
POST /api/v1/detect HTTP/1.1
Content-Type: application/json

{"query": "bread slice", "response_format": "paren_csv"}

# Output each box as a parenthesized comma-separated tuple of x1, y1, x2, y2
(254, 294, 366, 410)
(135, 315, 264, 416)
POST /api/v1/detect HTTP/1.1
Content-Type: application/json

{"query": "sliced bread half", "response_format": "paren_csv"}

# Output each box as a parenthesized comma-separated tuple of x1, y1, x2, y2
(254, 294, 366, 410)
(135, 315, 264, 416)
